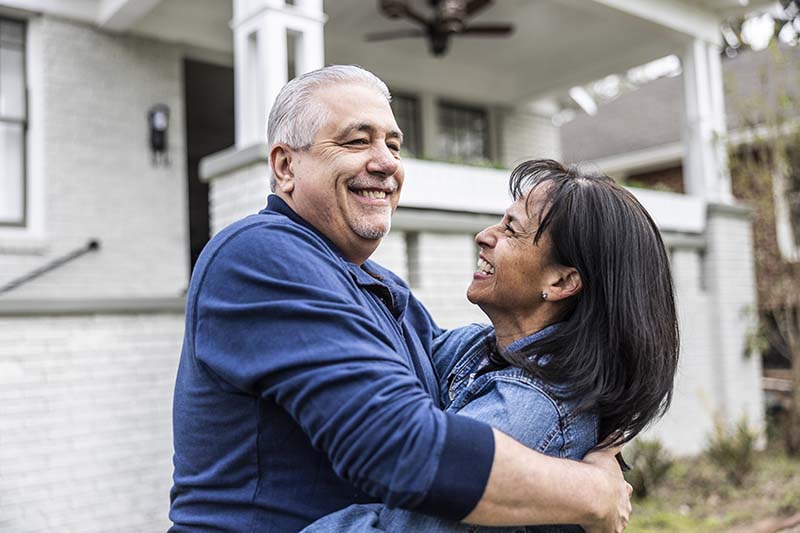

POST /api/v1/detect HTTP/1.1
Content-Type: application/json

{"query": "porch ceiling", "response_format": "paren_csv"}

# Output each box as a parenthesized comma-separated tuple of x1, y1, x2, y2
(53, 0, 772, 105)
(325, 0, 695, 105)
(130, 0, 234, 55)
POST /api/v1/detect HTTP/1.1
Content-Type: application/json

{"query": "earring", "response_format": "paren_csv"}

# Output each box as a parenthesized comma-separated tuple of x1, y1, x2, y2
(541, 291, 548, 301)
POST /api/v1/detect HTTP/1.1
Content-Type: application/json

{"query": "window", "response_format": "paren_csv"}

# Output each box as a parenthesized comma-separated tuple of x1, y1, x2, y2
(624, 165, 684, 193)
(0, 18, 26, 226)
(438, 101, 489, 163)
(390, 94, 421, 158)
(286, 30, 300, 81)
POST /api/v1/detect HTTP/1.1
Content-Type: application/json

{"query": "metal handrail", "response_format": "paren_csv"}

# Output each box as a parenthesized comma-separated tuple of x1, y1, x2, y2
(0, 239, 101, 294)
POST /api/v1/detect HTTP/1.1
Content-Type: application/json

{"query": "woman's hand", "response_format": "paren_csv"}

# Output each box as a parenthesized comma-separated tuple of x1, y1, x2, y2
(580, 444, 633, 533)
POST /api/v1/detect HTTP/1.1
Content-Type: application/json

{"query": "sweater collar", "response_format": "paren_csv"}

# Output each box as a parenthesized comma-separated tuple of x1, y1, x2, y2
(263, 195, 409, 319)
(263, 195, 345, 258)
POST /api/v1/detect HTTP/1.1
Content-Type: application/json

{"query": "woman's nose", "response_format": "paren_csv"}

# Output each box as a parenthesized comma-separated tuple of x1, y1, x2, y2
(475, 224, 498, 248)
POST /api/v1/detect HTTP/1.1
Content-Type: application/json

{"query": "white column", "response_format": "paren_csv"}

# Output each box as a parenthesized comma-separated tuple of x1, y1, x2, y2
(232, 0, 326, 148)
(682, 38, 732, 202)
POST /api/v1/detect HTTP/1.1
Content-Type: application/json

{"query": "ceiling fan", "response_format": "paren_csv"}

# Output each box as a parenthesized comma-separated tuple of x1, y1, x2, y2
(366, 0, 514, 57)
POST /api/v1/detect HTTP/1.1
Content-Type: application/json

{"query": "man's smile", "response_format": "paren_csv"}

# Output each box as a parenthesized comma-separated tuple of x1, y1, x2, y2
(347, 180, 399, 206)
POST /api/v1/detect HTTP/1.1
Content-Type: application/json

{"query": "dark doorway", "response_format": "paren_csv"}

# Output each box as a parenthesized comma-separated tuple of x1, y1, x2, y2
(183, 59, 235, 271)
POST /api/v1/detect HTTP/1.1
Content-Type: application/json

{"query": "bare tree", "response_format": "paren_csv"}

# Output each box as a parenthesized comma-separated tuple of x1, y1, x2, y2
(728, 38, 800, 452)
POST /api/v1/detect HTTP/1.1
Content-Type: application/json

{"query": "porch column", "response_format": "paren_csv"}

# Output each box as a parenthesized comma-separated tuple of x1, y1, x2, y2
(683, 38, 764, 434)
(231, 0, 325, 148)
(681, 38, 732, 202)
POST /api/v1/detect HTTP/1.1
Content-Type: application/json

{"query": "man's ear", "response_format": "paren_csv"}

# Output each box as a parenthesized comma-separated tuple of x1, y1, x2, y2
(547, 267, 583, 301)
(270, 144, 295, 194)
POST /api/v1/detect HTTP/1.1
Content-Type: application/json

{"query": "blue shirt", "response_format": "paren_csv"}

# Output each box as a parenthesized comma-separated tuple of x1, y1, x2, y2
(303, 323, 598, 533)
(169, 196, 495, 532)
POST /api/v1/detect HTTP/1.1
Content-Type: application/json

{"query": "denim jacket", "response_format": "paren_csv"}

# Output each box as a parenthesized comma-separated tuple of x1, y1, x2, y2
(303, 324, 599, 533)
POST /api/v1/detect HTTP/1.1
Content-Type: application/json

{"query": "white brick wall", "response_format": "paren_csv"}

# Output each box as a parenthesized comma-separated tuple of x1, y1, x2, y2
(705, 206, 764, 431)
(499, 110, 562, 168)
(0, 312, 183, 533)
(408, 233, 487, 328)
(207, 162, 270, 236)
(645, 247, 717, 454)
(370, 230, 407, 279)
(0, 17, 188, 299)
(643, 207, 765, 454)
(372, 231, 487, 329)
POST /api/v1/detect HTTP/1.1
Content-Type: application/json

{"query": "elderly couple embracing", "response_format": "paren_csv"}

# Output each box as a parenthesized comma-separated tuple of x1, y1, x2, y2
(169, 65, 678, 533)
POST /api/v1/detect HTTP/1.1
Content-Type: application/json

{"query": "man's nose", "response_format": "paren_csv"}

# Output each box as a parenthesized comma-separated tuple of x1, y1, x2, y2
(366, 143, 400, 177)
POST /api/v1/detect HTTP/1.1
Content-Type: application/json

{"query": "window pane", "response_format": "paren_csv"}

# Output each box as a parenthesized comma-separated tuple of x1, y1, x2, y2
(0, 121, 24, 224)
(0, 47, 25, 119)
(390, 94, 420, 158)
(286, 30, 299, 81)
(438, 102, 488, 163)
(0, 20, 24, 47)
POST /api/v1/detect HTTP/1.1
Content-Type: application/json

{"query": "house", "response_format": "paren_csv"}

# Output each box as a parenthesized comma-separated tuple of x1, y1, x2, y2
(560, 42, 800, 421)
(0, 0, 770, 530)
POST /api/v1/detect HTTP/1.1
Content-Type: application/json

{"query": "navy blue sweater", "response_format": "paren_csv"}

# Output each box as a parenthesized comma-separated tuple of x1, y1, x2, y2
(169, 196, 495, 532)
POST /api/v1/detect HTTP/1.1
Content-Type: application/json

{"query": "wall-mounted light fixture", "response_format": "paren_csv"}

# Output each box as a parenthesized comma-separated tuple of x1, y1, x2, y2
(147, 103, 170, 166)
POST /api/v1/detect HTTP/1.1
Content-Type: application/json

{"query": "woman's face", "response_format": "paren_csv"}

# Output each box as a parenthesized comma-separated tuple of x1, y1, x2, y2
(467, 187, 557, 321)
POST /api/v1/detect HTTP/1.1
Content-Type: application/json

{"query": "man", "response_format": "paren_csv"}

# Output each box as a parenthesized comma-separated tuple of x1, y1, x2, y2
(170, 65, 631, 532)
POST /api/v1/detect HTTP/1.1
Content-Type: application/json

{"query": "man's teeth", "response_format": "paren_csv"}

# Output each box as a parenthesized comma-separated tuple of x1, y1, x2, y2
(354, 190, 387, 199)
(476, 257, 495, 275)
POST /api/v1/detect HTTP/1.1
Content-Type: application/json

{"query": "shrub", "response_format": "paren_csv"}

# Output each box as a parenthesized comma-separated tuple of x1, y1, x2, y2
(624, 438, 674, 499)
(705, 415, 758, 487)
(780, 483, 800, 514)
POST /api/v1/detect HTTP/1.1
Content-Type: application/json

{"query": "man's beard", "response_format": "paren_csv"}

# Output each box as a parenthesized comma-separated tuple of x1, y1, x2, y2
(351, 213, 391, 240)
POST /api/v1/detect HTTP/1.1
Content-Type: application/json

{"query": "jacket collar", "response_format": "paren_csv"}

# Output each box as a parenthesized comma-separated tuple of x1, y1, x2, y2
(505, 323, 561, 354)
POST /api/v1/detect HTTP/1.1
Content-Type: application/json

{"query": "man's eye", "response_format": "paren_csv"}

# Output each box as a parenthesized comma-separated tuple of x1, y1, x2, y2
(504, 224, 515, 235)
(347, 139, 369, 145)
(387, 143, 401, 152)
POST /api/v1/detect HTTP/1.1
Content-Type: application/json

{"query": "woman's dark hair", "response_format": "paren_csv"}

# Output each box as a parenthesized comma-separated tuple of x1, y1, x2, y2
(503, 159, 679, 446)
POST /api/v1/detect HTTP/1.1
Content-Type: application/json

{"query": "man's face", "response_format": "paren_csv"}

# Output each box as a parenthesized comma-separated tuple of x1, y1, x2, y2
(284, 83, 404, 262)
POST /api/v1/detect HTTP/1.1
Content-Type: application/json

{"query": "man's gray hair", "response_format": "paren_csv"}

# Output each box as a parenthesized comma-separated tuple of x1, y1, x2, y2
(267, 65, 391, 191)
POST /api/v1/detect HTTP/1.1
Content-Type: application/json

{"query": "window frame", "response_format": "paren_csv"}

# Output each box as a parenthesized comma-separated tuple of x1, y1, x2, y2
(0, 15, 46, 253)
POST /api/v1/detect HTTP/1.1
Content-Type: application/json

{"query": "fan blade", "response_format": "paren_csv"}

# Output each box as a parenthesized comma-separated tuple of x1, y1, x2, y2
(403, 6, 432, 27)
(365, 29, 427, 41)
(460, 24, 513, 35)
(379, 0, 430, 27)
(465, 0, 493, 16)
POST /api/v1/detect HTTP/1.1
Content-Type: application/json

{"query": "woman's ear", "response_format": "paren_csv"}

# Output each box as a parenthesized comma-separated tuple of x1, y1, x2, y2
(547, 267, 583, 301)
(270, 144, 295, 194)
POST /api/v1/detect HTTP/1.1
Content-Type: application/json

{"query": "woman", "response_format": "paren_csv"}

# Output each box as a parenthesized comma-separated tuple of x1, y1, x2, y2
(304, 159, 679, 532)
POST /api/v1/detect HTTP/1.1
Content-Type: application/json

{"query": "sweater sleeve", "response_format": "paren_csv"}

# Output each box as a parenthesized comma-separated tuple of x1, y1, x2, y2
(189, 222, 494, 519)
